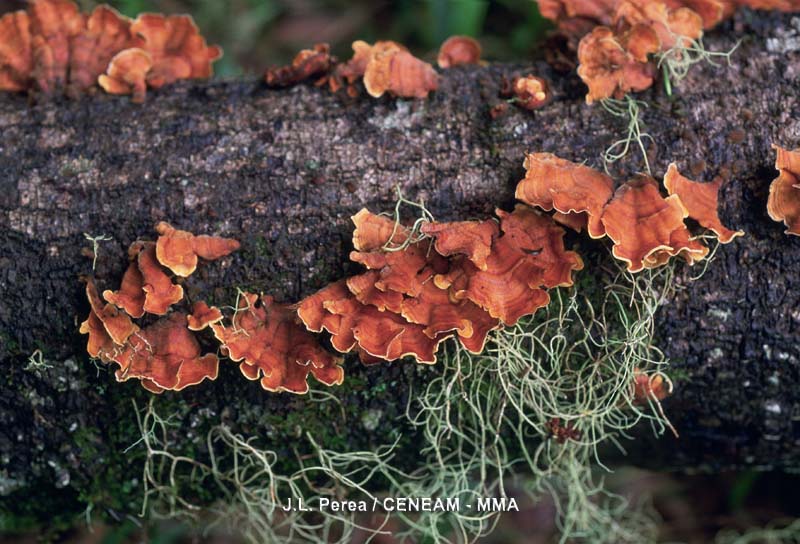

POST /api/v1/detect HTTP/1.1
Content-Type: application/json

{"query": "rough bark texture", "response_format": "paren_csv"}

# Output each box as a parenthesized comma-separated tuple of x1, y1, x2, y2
(0, 9, 799, 528)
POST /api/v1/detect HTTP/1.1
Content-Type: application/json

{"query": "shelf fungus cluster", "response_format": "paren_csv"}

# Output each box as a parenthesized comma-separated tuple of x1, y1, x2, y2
(0, 0, 221, 101)
(767, 144, 800, 236)
(265, 39, 440, 99)
(296, 206, 583, 365)
(538, 0, 800, 103)
(79, 223, 239, 393)
(517, 153, 742, 272)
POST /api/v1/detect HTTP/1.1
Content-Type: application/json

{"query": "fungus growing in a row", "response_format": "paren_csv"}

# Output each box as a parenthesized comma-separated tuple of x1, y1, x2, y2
(517, 153, 741, 272)
(264, 42, 332, 88)
(437, 35, 482, 68)
(767, 144, 800, 236)
(663, 163, 743, 243)
(0, 0, 220, 99)
(155, 221, 240, 277)
(211, 292, 344, 393)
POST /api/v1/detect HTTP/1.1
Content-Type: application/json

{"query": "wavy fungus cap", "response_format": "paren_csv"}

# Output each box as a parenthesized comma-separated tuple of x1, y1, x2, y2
(361, 40, 439, 99)
(155, 221, 240, 277)
(663, 163, 744, 243)
(601, 175, 708, 272)
(767, 144, 800, 236)
(211, 292, 344, 394)
(576, 24, 660, 103)
(97, 47, 152, 102)
(517, 152, 614, 238)
(113, 312, 219, 394)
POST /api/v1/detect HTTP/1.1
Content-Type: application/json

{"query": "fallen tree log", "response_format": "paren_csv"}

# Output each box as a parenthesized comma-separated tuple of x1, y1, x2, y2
(0, 9, 799, 528)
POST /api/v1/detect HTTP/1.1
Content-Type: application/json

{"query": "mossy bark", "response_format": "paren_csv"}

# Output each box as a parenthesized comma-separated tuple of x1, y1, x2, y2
(0, 9, 799, 530)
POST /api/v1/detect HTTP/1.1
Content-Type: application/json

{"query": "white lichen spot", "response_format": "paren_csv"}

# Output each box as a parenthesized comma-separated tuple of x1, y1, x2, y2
(766, 17, 800, 54)
(708, 307, 731, 322)
(764, 400, 782, 415)
(360, 408, 383, 431)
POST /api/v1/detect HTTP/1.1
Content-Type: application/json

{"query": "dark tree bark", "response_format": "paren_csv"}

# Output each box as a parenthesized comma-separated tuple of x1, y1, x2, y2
(0, 9, 799, 525)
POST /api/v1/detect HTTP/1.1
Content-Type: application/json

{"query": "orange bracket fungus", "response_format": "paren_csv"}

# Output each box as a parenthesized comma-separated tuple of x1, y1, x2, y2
(437, 35, 482, 68)
(601, 175, 708, 272)
(517, 153, 744, 273)
(113, 313, 219, 394)
(577, 24, 660, 104)
(155, 221, 240, 277)
(102, 258, 146, 318)
(359, 40, 439, 99)
(632, 367, 673, 404)
(420, 220, 499, 271)
(264, 42, 332, 88)
(0, 0, 219, 100)
(211, 292, 344, 394)
(97, 48, 152, 103)
(187, 300, 224, 331)
(517, 152, 614, 238)
(664, 163, 743, 243)
(135, 241, 185, 315)
(767, 144, 800, 236)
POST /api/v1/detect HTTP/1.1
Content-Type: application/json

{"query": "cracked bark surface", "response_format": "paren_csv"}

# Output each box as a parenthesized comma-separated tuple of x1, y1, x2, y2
(0, 9, 799, 523)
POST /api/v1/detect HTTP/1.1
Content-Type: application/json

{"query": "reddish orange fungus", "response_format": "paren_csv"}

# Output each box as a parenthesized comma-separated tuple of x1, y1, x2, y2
(614, 1, 704, 50)
(632, 368, 673, 403)
(437, 35, 482, 68)
(211, 292, 344, 393)
(0, 11, 33, 92)
(517, 152, 614, 238)
(265, 42, 332, 87)
(130, 14, 221, 88)
(84, 280, 139, 345)
(155, 221, 239, 277)
(359, 40, 439, 99)
(187, 300, 223, 331)
(577, 24, 660, 103)
(113, 313, 219, 393)
(102, 259, 146, 318)
(421, 220, 499, 271)
(510, 76, 551, 110)
(664, 163, 743, 243)
(600, 175, 708, 272)
(134, 241, 184, 315)
(767, 144, 800, 236)
(97, 47, 151, 102)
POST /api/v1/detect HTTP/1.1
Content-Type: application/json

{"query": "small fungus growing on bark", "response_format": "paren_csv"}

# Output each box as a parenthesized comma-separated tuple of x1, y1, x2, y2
(211, 292, 343, 393)
(359, 40, 439, 99)
(632, 367, 673, 403)
(83, 280, 139, 346)
(264, 42, 332, 87)
(135, 241, 185, 315)
(154, 221, 240, 278)
(509, 75, 552, 110)
(0, 11, 33, 92)
(614, 0, 704, 50)
(437, 35, 482, 68)
(767, 144, 800, 236)
(664, 163, 744, 243)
